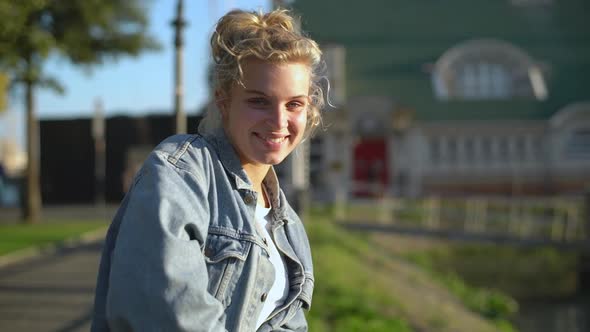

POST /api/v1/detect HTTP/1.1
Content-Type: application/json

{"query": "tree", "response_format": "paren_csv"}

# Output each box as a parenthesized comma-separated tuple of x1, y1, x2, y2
(0, 0, 160, 223)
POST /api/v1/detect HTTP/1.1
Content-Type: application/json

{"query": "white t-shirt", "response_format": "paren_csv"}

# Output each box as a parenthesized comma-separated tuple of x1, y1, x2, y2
(254, 203, 289, 330)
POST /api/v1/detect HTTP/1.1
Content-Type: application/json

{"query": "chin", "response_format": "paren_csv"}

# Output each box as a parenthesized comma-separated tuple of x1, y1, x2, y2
(263, 157, 286, 165)
(259, 153, 289, 165)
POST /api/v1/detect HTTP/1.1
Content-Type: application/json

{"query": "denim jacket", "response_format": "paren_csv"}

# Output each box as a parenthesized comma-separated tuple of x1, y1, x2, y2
(91, 128, 314, 332)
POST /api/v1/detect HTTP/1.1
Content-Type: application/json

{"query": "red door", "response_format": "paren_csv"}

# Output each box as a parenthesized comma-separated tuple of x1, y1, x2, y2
(353, 138, 388, 197)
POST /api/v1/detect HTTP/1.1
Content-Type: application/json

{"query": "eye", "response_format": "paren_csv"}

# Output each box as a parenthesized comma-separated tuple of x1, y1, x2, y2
(248, 98, 269, 107)
(287, 100, 305, 111)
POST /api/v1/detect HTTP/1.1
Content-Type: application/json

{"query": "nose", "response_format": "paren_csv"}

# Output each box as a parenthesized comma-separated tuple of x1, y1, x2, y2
(266, 104, 288, 129)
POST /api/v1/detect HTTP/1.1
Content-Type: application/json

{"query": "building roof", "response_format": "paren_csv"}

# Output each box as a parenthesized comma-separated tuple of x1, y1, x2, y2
(292, 0, 590, 121)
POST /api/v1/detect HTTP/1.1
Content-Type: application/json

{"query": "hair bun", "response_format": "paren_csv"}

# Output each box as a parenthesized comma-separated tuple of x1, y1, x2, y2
(259, 9, 296, 32)
(211, 9, 301, 63)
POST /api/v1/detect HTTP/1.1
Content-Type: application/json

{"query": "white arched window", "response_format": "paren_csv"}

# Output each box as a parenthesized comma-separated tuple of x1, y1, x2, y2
(457, 63, 511, 99)
(433, 39, 547, 101)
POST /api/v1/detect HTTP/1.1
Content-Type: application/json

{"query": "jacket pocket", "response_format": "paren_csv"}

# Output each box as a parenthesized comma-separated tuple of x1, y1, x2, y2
(203, 233, 251, 306)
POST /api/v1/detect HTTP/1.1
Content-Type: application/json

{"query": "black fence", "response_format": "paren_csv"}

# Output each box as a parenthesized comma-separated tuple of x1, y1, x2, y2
(40, 114, 203, 204)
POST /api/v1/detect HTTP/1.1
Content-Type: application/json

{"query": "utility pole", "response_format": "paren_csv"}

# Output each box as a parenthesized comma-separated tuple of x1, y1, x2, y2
(92, 98, 106, 205)
(291, 141, 311, 218)
(171, 0, 187, 134)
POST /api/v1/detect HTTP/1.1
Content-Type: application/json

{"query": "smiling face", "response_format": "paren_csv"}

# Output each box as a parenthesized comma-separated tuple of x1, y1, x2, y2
(219, 59, 310, 173)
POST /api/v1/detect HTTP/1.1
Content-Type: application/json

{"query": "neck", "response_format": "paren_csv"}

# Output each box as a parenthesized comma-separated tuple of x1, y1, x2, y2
(242, 163, 270, 195)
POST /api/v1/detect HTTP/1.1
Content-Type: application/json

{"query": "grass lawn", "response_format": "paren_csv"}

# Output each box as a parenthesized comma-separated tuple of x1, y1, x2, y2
(0, 220, 109, 256)
(305, 207, 511, 332)
(306, 214, 413, 332)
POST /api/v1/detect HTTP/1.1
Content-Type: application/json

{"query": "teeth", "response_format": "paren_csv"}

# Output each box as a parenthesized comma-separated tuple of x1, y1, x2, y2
(256, 133, 287, 143)
(266, 137, 285, 143)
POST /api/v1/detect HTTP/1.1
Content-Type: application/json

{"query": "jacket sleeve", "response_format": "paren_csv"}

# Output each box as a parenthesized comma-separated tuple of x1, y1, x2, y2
(282, 305, 309, 332)
(105, 151, 228, 332)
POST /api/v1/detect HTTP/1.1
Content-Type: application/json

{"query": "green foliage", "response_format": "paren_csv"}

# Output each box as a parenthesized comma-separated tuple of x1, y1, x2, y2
(404, 250, 518, 328)
(0, 0, 160, 87)
(412, 244, 579, 298)
(442, 273, 518, 320)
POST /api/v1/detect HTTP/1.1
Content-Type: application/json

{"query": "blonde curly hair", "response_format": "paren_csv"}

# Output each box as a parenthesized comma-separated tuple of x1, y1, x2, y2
(199, 9, 325, 137)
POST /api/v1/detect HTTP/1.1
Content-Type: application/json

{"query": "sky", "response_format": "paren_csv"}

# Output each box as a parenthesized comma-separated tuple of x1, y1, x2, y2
(0, 0, 270, 149)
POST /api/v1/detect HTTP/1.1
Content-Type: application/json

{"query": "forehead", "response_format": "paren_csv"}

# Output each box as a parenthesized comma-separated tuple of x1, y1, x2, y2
(239, 59, 311, 96)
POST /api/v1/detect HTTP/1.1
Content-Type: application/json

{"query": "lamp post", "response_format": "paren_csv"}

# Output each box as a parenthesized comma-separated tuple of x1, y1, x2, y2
(171, 0, 187, 134)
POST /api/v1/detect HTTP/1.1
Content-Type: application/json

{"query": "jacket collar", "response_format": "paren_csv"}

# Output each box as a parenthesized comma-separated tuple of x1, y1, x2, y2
(201, 127, 251, 190)
(200, 127, 287, 220)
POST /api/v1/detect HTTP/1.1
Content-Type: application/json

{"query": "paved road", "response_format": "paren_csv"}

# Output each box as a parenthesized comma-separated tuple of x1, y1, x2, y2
(0, 240, 104, 332)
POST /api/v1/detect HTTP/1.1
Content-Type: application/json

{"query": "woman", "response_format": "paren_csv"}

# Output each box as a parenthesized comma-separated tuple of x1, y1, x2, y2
(91, 8, 325, 332)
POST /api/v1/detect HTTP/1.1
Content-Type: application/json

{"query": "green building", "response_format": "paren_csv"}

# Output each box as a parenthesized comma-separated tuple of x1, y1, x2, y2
(291, 0, 590, 198)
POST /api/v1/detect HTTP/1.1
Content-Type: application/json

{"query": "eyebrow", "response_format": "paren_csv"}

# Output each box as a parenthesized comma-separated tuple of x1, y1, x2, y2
(244, 89, 308, 99)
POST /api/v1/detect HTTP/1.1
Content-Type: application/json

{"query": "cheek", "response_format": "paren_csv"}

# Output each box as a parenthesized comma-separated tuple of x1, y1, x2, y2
(291, 111, 307, 132)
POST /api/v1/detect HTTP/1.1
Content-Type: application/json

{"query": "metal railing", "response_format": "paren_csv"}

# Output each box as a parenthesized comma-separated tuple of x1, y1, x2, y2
(338, 196, 587, 245)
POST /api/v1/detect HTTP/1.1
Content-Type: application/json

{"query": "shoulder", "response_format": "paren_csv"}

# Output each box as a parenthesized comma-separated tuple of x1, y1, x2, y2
(133, 134, 220, 188)
(152, 134, 212, 162)
(152, 134, 218, 169)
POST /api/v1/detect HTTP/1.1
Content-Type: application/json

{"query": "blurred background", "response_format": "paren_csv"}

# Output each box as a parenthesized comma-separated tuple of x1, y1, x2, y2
(0, 0, 589, 331)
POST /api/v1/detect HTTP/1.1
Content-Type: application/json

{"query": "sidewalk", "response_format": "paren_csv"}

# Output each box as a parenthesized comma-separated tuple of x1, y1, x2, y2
(0, 238, 105, 332)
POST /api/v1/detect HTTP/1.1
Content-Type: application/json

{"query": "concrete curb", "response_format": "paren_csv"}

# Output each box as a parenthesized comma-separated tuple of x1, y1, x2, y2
(0, 226, 108, 269)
